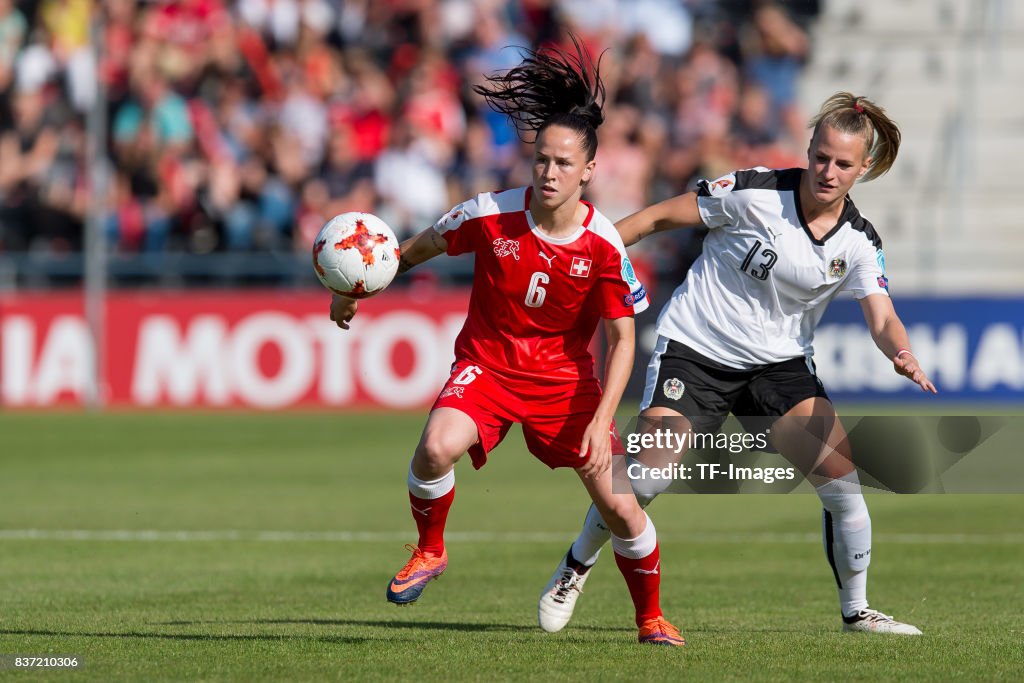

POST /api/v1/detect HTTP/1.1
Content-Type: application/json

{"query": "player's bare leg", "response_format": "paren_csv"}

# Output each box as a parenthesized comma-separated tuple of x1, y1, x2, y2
(563, 463, 684, 645)
(387, 408, 478, 605)
(772, 398, 922, 635)
(539, 408, 688, 633)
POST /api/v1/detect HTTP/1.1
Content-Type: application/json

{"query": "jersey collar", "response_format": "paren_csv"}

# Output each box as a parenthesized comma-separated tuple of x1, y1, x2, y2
(793, 176, 858, 245)
(523, 186, 593, 244)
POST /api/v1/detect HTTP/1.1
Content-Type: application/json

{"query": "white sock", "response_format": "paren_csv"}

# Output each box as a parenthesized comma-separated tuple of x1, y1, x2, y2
(817, 471, 871, 617)
(407, 463, 455, 500)
(569, 460, 664, 568)
(610, 512, 657, 559)
(570, 503, 611, 566)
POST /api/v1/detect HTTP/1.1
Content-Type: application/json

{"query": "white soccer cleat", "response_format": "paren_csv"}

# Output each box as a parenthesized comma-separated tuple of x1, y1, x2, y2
(538, 553, 592, 633)
(842, 608, 923, 635)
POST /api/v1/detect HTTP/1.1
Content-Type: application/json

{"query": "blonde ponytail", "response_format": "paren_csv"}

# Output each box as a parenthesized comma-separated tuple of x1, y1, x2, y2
(809, 92, 901, 182)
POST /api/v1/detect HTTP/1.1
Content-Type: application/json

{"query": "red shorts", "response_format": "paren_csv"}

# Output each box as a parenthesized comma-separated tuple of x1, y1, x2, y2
(431, 362, 625, 470)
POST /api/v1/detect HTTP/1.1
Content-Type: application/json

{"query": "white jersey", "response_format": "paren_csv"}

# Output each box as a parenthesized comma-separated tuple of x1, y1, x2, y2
(656, 167, 890, 369)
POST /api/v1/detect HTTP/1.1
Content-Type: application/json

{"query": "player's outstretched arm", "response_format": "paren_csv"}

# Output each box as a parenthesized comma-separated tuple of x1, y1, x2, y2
(578, 316, 636, 479)
(330, 227, 449, 330)
(397, 227, 449, 275)
(615, 192, 704, 247)
(859, 294, 938, 393)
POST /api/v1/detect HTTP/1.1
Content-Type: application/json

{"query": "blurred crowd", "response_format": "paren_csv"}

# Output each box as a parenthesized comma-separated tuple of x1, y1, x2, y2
(0, 0, 819, 280)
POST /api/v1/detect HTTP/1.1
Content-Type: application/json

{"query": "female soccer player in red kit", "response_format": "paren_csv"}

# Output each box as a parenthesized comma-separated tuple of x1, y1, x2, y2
(329, 38, 684, 646)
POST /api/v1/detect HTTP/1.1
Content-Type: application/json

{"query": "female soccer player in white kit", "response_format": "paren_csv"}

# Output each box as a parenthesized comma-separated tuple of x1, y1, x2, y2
(538, 92, 936, 636)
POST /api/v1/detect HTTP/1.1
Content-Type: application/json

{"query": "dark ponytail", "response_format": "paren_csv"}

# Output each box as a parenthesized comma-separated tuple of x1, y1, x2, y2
(472, 34, 606, 160)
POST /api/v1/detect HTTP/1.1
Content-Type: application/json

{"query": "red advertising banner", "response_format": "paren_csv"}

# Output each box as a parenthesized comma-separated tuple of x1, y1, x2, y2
(0, 289, 470, 409)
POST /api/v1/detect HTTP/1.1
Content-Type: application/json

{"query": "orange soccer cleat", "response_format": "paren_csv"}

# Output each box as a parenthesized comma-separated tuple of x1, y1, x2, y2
(638, 616, 686, 646)
(386, 544, 448, 605)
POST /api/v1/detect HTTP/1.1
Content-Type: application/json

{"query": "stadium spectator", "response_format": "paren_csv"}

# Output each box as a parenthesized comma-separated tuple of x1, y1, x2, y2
(0, 82, 64, 250)
(320, 122, 375, 217)
(110, 66, 194, 251)
(99, 0, 137, 103)
(451, 117, 504, 198)
(141, 0, 231, 88)
(372, 118, 449, 239)
(742, 1, 810, 146)
(0, 0, 27, 118)
(39, 0, 95, 111)
(586, 103, 652, 222)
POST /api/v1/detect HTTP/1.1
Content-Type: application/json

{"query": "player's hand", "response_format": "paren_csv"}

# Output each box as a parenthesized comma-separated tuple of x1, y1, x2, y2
(893, 351, 937, 393)
(578, 417, 613, 479)
(330, 294, 358, 330)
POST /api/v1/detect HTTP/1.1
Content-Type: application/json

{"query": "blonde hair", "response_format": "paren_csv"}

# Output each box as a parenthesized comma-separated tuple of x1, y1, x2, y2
(809, 92, 901, 182)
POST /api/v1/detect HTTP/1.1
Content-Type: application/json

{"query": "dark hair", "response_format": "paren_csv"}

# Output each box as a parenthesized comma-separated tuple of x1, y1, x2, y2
(472, 34, 606, 161)
(810, 92, 902, 182)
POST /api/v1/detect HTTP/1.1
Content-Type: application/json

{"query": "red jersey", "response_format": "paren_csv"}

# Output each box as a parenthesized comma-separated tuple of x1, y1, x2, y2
(434, 187, 649, 384)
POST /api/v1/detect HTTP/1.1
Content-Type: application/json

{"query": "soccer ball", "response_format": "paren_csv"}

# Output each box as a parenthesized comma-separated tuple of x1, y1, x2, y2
(312, 212, 401, 298)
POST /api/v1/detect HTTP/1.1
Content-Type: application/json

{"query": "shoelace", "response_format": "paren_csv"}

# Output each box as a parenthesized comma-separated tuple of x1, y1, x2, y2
(858, 609, 895, 623)
(395, 544, 429, 579)
(643, 617, 683, 640)
(552, 569, 582, 603)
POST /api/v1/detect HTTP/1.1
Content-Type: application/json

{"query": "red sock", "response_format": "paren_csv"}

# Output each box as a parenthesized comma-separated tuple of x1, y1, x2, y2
(614, 543, 663, 626)
(409, 487, 454, 556)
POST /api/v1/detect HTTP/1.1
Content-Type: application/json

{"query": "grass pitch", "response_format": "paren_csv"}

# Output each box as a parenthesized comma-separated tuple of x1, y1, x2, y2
(0, 412, 1021, 681)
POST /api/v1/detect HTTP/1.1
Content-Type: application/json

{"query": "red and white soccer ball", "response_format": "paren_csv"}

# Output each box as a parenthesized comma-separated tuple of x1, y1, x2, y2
(312, 212, 401, 298)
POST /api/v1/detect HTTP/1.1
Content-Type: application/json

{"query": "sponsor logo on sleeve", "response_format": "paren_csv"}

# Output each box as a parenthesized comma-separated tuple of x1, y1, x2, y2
(623, 285, 647, 306)
(877, 275, 889, 291)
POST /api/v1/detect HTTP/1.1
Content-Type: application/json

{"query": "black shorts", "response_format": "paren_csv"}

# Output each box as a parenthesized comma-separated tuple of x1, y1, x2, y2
(641, 337, 829, 436)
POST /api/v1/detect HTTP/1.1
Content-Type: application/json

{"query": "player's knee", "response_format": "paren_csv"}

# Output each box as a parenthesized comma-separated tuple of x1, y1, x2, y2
(627, 457, 674, 501)
(598, 495, 646, 537)
(814, 442, 855, 479)
(415, 432, 464, 474)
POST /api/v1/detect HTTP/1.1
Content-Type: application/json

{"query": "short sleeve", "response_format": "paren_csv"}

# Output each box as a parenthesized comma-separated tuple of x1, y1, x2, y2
(695, 171, 742, 229)
(843, 240, 891, 299)
(433, 195, 484, 256)
(589, 226, 650, 319)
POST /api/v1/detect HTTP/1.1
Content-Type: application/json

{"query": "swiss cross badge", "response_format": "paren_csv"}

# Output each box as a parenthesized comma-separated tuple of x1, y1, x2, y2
(570, 257, 592, 278)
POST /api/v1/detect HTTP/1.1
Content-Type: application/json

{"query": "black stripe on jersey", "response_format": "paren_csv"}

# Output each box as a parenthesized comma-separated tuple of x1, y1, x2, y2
(846, 202, 883, 250)
(697, 168, 802, 196)
(737, 167, 802, 192)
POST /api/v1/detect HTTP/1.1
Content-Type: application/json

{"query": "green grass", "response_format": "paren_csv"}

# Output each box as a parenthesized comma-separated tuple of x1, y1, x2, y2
(0, 412, 1022, 681)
